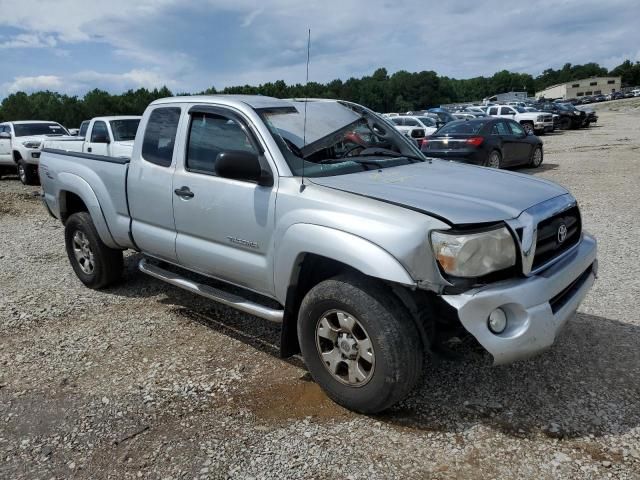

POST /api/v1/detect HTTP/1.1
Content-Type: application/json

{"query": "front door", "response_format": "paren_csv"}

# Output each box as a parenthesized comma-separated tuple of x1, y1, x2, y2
(172, 107, 277, 296)
(0, 126, 12, 163)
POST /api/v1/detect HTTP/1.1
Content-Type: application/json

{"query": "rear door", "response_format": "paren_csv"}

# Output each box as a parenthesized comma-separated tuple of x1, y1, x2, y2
(172, 106, 277, 295)
(86, 121, 110, 156)
(506, 121, 532, 164)
(128, 106, 183, 262)
(490, 120, 514, 162)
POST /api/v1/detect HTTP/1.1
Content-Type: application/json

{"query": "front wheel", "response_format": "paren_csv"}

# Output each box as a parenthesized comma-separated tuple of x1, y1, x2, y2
(298, 274, 424, 414)
(64, 212, 123, 289)
(17, 160, 39, 185)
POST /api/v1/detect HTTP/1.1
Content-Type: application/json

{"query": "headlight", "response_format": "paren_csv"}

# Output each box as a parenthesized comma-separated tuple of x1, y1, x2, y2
(22, 140, 42, 149)
(431, 226, 516, 278)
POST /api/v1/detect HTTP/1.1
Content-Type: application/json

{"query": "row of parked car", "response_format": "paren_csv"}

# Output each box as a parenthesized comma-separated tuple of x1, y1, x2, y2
(560, 88, 640, 105)
(382, 99, 603, 169)
(0, 116, 141, 184)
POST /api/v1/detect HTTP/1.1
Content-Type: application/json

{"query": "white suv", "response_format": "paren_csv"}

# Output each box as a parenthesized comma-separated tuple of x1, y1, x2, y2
(0, 121, 70, 184)
(486, 105, 554, 135)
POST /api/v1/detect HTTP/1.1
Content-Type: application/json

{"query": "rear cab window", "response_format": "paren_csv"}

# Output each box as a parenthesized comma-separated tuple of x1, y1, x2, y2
(141, 107, 181, 167)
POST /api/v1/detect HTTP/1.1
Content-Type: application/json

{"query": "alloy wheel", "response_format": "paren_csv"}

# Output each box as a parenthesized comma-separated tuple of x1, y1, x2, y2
(71, 230, 95, 274)
(315, 309, 375, 387)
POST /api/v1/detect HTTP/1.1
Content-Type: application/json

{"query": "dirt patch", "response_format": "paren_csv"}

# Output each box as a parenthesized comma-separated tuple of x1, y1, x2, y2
(245, 378, 352, 422)
(0, 190, 40, 216)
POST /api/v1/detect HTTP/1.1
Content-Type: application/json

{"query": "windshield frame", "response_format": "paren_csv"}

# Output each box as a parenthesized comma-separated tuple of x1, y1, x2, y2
(255, 100, 426, 178)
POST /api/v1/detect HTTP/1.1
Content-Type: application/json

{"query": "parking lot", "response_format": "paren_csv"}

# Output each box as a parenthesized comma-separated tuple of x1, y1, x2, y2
(1, 98, 639, 479)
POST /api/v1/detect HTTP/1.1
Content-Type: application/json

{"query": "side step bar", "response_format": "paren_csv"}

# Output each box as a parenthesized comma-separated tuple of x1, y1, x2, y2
(138, 258, 284, 324)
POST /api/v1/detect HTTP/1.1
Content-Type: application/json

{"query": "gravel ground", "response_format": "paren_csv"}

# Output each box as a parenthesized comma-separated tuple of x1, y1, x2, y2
(1, 98, 639, 480)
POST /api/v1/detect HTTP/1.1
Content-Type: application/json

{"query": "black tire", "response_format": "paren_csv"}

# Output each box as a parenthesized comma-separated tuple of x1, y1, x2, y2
(297, 274, 423, 414)
(17, 160, 39, 185)
(529, 145, 544, 168)
(484, 150, 502, 169)
(64, 212, 123, 289)
(560, 117, 571, 130)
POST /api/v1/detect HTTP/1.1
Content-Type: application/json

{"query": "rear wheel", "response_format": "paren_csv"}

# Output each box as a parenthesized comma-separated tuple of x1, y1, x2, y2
(298, 274, 423, 414)
(529, 145, 543, 168)
(64, 212, 123, 289)
(484, 150, 502, 169)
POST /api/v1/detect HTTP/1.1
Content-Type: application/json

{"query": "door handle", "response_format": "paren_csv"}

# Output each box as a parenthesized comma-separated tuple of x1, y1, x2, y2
(174, 186, 194, 199)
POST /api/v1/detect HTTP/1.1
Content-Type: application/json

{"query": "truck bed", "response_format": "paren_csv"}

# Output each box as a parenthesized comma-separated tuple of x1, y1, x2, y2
(40, 148, 135, 250)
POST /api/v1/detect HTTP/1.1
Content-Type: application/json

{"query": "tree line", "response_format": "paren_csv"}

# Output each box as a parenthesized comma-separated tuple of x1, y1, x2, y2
(1, 60, 639, 128)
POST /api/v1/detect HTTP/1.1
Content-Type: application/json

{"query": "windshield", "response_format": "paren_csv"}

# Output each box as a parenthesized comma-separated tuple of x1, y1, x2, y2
(257, 100, 425, 178)
(437, 120, 486, 135)
(110, 119, 140, 141)
(13, 122, 68, 137)
(417, 116, 436, 126)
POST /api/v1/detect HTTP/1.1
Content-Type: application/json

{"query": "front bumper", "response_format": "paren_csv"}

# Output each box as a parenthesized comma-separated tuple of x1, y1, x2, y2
(442, 233, 597, 365)
(534, 121, 554, 131)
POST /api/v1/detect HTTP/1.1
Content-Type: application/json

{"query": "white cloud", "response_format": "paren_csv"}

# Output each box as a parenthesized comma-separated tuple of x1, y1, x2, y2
(6, 75, 64, 93)
(4, 69, 175, 95)
(0, 32, 57, 49)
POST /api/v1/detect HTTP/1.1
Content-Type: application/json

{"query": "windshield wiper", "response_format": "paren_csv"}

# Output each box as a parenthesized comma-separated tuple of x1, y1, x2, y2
(355, 148, 425, 163)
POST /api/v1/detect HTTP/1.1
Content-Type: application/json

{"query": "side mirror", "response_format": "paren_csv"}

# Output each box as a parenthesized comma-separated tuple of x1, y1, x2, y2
(215, 150, 273, 186)
(0, 132, 11, 139)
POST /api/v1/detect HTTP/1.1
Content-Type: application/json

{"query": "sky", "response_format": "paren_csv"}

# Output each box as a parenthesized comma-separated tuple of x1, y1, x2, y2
(0, 0, 638, 98)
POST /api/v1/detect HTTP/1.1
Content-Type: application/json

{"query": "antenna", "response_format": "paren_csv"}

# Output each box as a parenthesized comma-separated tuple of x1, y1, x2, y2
(301, 28, 310, 189)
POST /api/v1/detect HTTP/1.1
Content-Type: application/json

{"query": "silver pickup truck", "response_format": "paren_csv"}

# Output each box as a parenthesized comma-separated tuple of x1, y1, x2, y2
(40, 95, 597, 413)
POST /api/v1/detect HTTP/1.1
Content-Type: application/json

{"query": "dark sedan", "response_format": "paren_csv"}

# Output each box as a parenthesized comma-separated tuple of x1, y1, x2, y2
(420, 118, 543, 169)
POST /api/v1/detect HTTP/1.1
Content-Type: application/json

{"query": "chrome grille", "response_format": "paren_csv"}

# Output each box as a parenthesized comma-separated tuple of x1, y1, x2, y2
(532, 206, 581, 270)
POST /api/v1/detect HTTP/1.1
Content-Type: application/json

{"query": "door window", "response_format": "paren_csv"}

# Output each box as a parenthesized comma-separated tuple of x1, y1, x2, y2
(90, 121, 109, 143)
(141, 107, 181, 167)
(186, 113, 258, 175)
(509, 122, 525, 136)
(491, 121, 510, 135)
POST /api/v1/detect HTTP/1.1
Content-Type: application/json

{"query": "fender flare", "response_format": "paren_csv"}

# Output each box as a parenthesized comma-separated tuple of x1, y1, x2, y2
(57, 172, 119, 249)
(273, 223, 415, 304)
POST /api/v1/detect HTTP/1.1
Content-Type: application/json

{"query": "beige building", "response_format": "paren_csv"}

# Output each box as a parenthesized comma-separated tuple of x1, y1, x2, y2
(536, 76, 621, 100)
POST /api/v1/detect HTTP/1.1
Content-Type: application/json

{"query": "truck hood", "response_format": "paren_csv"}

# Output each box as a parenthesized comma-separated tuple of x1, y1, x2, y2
(18, 135, 76, 148)
(310, 160, 568, 225)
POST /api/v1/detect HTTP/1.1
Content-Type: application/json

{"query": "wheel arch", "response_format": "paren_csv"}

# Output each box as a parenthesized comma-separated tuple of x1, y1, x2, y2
(56, 174, 119, 249)
(275, 224, 416, 357)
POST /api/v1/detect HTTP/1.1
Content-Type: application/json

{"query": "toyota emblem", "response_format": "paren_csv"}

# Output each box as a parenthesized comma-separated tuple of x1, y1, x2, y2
(557, 223, 568, 243)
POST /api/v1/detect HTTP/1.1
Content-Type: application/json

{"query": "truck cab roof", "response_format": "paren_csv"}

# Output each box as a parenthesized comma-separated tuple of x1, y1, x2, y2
(150, 95, 298, 110)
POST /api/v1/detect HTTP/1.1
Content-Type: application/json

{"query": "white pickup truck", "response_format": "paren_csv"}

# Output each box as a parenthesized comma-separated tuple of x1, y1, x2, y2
(45, 116, 141, 159)
(0, 120, 71, 184)
(486, 105, 554, 135)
